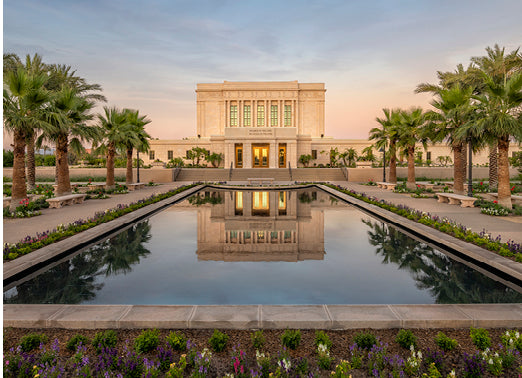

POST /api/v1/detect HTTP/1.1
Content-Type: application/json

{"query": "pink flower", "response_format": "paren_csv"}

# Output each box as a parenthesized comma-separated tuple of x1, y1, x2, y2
(480, 182, 483, 186)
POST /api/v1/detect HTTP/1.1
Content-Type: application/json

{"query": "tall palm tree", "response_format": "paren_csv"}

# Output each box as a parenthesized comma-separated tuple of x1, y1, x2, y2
(3, 66, 49, 208)
(471, 44, 522, 190)
(425, 85, 474, 195)
(371, 108, 400, 183)
(122, 109, 151, 184)
(42, 86, 98, 196)
(396, 107, 427, 190)
(458, 72, 522, 208)
(96, 107, 133, 189)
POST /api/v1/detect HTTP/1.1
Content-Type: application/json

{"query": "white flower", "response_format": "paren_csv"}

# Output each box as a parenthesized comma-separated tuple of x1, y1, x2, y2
(516, 331, 520, 339)
(417, 351, 422, 359)
(449, 370, 456, 377)
(488, 358, 493, 365)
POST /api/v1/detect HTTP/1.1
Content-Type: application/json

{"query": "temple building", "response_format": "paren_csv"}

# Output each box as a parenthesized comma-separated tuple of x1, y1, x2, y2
(143, 81, 521, 168)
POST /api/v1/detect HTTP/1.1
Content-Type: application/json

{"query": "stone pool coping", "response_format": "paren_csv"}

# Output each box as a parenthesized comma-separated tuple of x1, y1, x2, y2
(4, 183, 522, 330)
(4, 304, 522, 329)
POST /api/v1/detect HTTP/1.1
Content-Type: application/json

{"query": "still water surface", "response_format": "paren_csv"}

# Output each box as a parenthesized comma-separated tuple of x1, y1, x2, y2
(4, 189, 521, 304)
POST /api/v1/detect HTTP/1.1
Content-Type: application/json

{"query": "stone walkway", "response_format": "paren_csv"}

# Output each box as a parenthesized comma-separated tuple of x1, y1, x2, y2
(330, 182, 522, 244)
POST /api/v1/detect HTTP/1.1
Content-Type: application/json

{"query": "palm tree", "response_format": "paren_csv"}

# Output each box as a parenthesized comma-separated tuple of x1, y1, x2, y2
(425, 85, 474, 194)
(471, 44, 522, 190)
(396, 107, 427, 190)
(3, 66, 49, 208)
(96, 107, 133, 189)
(458, 72, 522, 208)
(42, 86, 98, 196)
(122, 109, 151, 184)
(371, 108, 400, 182)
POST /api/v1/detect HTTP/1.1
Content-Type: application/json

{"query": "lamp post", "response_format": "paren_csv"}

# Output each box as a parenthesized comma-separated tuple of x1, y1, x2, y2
(379, 148, 386, 182)
(136, 150, 140, 183)
(467, 137, 473, 197)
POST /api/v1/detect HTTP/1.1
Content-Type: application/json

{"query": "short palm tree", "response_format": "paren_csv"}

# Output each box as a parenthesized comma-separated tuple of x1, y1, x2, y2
(371, 108, 400, 182)
(42, 86, 98, 196)
(3, 66, 49, 208)
(96, 107, 133, 189)
(397, 107, 428, 190)
(122, 109, 151, 184)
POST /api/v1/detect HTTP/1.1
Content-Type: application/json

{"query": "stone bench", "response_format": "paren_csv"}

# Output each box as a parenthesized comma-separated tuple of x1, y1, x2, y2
(247, 178, 274, 185)
(376, 182, 397, 190)
(436, 193, 476, 208)
(87, 183, 106, 191)
(416, 181, 436, 190)
(46, 194, 87, 209)
(486, 193, 522, 206)
(127, 183, 146, 191)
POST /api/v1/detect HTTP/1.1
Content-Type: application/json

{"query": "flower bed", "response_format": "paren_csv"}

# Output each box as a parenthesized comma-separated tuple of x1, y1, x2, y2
(2, 184, 198, 261)
(3, 327, 521, 377)
(324, 184, 522, 262)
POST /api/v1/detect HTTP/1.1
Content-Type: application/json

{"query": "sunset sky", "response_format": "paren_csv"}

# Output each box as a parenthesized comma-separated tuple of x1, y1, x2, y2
(4, 0, 522, 145)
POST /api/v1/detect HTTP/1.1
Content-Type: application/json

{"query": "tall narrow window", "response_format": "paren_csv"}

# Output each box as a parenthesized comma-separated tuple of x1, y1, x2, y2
(270, 105, 278, 126)
(244, 105, 251, 126)
(149, 151, 155, 160)
(284, 105, 291, 126)
(257, 105, 264, 126)
(167, 150, 173, 160)
(426, 151, 432, 160)
(230, 105, 238, 126)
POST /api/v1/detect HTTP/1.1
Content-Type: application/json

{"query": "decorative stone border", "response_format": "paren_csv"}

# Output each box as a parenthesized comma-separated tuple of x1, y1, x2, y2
(4, 304, 522, 329)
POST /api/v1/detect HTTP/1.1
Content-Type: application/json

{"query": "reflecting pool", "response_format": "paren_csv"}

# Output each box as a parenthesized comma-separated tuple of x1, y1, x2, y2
(4, 188, 522, 304)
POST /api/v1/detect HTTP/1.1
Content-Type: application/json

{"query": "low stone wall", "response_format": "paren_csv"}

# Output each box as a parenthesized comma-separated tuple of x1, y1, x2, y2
(3, 167, 175, 183)
(3, 166, 520, 183)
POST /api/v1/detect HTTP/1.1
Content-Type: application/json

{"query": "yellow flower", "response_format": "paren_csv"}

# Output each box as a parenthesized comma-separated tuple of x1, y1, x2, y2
(181, 354, 186, 358)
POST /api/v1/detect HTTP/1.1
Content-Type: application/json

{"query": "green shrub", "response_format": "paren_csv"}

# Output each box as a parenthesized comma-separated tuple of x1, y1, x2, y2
(66, 334, 90, 352)
(295, 357, 310, 375)
(396, 329, 417, 349)
(281, 329, 301, 350)
(434, 332, 458, 351)
(315, 330, 332, 350)
(166, 331, 187, 351)
(470, 327, 491, 350)
(134, 329, 160, 354)
(20, 333, 48, 352)
(353, 332, 377, 350)
(92, 330, 118, 353)
(251, 330, 265, 350)
(209, 329, 229, 352)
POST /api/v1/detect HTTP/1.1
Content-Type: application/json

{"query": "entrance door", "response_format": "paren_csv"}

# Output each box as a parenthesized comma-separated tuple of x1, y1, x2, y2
(235, 144, 243, 168)
(252, 144, 269, 168)
(278, 144, 286, 168)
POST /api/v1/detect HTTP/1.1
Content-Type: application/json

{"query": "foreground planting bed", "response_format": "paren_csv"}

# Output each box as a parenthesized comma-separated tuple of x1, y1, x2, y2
(3, 327, 522, 377)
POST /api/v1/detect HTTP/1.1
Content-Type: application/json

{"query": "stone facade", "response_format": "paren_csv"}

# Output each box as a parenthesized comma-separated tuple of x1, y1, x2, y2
(143, 81, 521, 168)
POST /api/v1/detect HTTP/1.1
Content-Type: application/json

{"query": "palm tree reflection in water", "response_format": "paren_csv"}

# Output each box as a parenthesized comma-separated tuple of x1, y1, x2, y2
(4, 221, 152, 304)
(363, 219, 522, 303)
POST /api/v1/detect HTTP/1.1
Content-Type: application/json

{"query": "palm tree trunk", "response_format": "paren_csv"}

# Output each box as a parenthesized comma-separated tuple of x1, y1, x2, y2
(106, 142, 116, 189)
(453, 142, 465, 195)
(126, 147, 133, 184)
(488, 142, 498, 191)
(497, 137, 512, 209)
(406, 146, 416, 190)
(56, 134, 71, 197)
(26, 133, 36, 191)
(10, 130, 28, 211)
(389, 140, 397, 183)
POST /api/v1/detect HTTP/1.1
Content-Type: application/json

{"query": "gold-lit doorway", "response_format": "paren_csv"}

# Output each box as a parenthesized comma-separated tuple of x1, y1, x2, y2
(235, 144, 243, 168)
(252, 144, 269, 168)
(278, 144, 286, 168)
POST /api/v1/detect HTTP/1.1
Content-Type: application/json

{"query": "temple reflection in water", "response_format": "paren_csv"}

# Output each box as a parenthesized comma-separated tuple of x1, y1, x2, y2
(193, 189, 340, 262)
